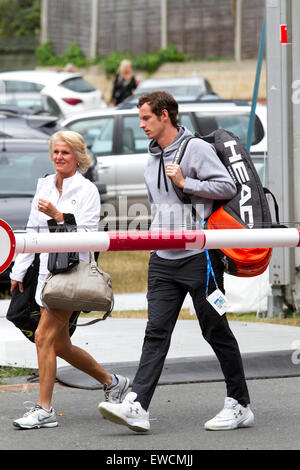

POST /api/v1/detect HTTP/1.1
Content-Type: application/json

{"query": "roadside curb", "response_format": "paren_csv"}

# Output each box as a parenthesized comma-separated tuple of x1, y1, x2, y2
(0, 381, 62, 393)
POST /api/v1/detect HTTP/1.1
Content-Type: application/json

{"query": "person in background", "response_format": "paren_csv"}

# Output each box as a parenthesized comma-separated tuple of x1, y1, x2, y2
(110, 59, 138, 106)
(11, 130, 129, 430)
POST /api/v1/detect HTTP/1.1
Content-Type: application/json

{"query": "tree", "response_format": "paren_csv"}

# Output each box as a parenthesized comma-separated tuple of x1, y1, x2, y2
(0, 0, 41, 37)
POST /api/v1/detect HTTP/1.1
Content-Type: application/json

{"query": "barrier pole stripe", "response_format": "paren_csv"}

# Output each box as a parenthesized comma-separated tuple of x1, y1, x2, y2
(108, 230, 206, 251)
(297, 228, 300, 247)
(0, 219, 16, 272)
(12, 228, 300, 254)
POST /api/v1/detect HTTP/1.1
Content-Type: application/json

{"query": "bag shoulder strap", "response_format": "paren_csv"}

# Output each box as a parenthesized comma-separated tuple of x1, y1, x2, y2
(172, 135, 202, 221)
(173, 135, 198, 165)
(263, 187, 287, 228)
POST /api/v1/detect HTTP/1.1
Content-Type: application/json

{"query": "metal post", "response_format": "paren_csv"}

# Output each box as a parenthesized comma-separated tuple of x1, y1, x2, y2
(234, 0, 243, 62)
(246, 17, 266, 152)
(291, 0, 300, 313)
(90, 0, 99, 59)
(265, 0, 294, 316)
(161, 0, 168, 50)
(40, 0, 48, 44)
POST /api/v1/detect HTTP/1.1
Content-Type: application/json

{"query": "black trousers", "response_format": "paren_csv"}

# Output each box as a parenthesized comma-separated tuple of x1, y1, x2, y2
(131, 251, 250, 410)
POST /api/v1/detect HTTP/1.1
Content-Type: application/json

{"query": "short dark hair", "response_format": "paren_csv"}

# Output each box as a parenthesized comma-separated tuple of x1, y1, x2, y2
(137, 91, 179, 128)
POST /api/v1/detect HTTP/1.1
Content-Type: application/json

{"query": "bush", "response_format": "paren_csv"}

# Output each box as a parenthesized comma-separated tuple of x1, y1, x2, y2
(63, 43, 88, 67)
(36, 42, 188, 75)
(101, 45, 187, 75)
(36, 41, 57, 65)
(98, 51, 133, 75)
(36, 42, 90, 67)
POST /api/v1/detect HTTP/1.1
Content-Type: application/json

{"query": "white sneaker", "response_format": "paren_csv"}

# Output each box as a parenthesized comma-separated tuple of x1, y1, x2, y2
(13, 402, 58, 430)
(103, 374, 130, 403)
(204, 397, 254, 431)
(98, 392, 150, 432)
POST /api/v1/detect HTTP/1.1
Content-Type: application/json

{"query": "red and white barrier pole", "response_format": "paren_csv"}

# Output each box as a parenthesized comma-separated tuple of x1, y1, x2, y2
(2, 217, 300, 274)
(13, 228, 300, 254)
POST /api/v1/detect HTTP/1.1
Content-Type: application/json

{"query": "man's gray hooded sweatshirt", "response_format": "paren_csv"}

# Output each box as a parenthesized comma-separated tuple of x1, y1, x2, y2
(144, 125, 237, 259)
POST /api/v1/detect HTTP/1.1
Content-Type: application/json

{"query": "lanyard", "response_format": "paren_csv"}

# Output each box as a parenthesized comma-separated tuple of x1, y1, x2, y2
(201, 220, 218, 297)
(205, 249, 218, 297)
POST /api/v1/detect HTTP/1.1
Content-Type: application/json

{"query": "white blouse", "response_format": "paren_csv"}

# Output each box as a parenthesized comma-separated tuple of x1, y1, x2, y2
(10, 171, 101, 286)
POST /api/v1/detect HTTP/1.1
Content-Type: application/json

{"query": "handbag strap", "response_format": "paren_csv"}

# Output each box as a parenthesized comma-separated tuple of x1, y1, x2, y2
(76, 294, 114, 326)
(76, 309, 112, 326)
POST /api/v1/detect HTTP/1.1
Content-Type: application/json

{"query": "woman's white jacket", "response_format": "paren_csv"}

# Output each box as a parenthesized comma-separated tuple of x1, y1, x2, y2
(10, 171, 100, 283)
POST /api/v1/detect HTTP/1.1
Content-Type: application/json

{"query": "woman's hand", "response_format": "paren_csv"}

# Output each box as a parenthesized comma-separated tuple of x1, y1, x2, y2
(38, 198, 64, 223)
(10, 280, 23, 295)
(165, 164, 186, 189)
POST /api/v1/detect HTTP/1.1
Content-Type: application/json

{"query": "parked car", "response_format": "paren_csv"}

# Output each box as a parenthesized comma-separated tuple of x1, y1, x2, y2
(0, 105, 63, 138)
(0, 70, 107, 119)
(0, 105, 104, 182)
(0, 138, 106, 290)
(62, 102, 268, 229)
(118, 76, 221, 109)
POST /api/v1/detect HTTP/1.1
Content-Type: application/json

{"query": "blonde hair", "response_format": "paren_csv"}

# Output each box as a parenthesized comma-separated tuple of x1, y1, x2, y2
(49, 130, 91, 174)
(118, 59, 133, 77)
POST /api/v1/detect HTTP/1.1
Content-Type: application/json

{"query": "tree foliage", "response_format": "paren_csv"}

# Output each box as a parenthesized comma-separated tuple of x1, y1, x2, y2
(0, 0, 40, 37)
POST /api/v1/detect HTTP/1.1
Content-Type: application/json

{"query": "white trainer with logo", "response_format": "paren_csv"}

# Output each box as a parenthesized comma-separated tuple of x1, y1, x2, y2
(98, 391, 150, 432)
(204, 397, 254, 431)
(13, 402, 58, 430)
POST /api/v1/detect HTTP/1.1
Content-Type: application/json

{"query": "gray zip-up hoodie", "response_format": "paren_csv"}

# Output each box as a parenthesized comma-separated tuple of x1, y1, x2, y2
(144, 126, 237, 259)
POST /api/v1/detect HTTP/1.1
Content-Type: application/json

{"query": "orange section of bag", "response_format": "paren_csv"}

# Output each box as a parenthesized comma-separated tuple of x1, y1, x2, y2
(235, 249, 272, 277)
(207, 206, 272, 264)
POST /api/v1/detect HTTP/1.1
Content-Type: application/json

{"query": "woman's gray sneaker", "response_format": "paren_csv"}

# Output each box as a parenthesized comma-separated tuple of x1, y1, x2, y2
(13, 403, 58, 430)
(104, 374, 130, 403)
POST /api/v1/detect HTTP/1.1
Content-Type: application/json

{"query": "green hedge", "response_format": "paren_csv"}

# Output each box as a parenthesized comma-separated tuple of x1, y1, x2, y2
(36, 42, 188, 75)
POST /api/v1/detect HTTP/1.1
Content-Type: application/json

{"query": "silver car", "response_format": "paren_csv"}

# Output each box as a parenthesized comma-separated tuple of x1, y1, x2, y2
(118, 76, 220, 109)
(62, 102, 267, 228)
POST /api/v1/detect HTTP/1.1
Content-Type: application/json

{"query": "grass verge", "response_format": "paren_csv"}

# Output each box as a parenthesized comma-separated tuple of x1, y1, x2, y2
(0, 366, 35, 385)
(83, 309, 300, 326)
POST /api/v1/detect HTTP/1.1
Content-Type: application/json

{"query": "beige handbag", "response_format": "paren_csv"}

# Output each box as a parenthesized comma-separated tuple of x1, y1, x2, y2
(41, 252, 114, 323)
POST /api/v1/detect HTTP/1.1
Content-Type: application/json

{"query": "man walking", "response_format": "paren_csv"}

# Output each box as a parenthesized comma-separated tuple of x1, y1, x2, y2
(98, 91, 254, 432)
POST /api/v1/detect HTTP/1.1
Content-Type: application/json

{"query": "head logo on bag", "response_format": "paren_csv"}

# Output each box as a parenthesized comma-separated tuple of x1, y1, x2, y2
(172, 129, 281, 277)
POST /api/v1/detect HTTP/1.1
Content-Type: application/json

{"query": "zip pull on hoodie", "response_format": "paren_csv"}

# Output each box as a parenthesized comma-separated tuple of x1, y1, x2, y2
(157, 150, 169, 192)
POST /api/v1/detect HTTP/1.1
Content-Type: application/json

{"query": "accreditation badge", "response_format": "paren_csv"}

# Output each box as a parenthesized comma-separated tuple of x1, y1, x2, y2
(206, 288, 231, 316)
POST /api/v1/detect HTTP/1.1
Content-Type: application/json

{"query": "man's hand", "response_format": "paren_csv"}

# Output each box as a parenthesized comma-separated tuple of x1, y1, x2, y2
(165, 164, 185, 189)
(38, 198, 64, 223)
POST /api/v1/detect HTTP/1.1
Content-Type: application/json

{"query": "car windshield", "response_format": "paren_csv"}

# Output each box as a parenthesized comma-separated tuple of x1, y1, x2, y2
(0, 148, 54, 196)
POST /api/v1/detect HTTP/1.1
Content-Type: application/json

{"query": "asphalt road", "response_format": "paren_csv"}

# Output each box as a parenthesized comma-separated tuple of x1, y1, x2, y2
(1, 376, 299, 453)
